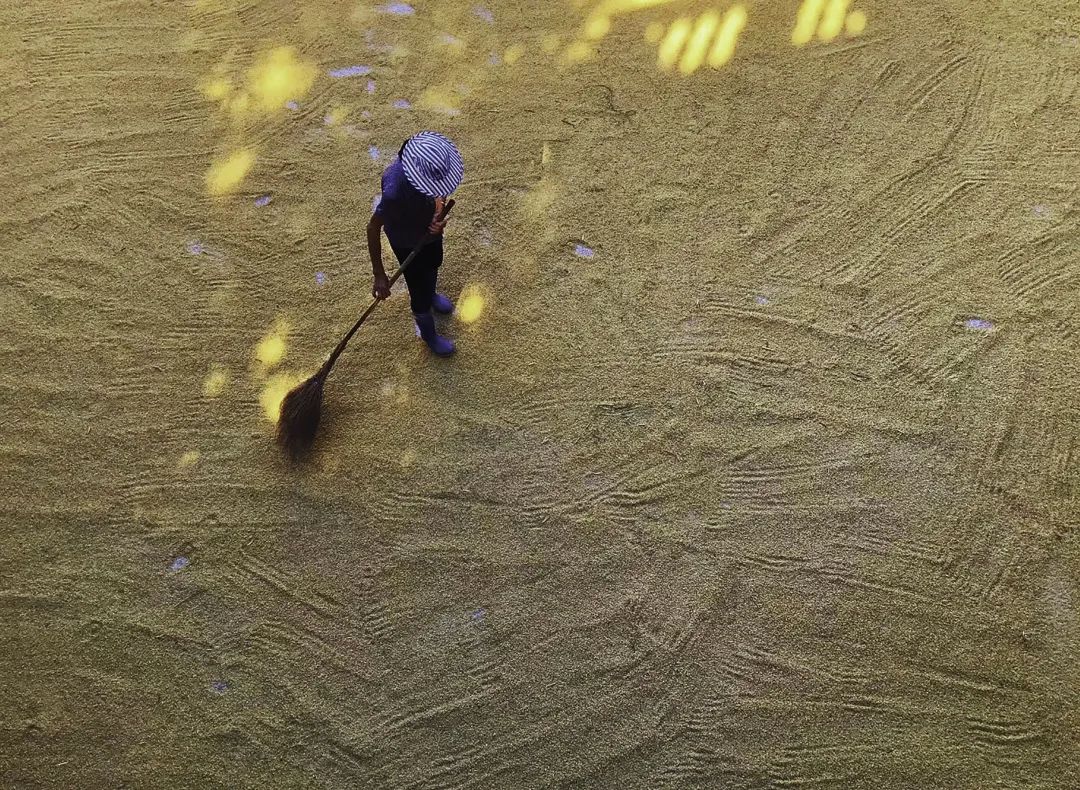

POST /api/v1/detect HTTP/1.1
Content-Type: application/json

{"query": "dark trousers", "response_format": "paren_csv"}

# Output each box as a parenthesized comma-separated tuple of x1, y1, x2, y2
(390, 236, 442, 314)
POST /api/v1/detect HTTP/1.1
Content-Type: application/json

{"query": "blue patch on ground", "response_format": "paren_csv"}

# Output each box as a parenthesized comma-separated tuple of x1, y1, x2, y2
(329, 65, 372, 78)
(169, 556, 190, 572)
(393, 98, 412, 109)
(574, 244, 595, 258)
(254, 195, 272, 207)
(378, 3, 414, 14)
(473, 5, 494, 23)
(964, 317, 994, 332)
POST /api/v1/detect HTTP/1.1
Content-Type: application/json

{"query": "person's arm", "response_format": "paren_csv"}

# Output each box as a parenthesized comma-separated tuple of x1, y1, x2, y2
(367, 212, 391, 299)
(429, 197, 448, 235)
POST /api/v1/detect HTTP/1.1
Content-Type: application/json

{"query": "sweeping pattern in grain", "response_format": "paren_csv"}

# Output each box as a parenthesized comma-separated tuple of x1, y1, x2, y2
(1, 0, 1078, 787)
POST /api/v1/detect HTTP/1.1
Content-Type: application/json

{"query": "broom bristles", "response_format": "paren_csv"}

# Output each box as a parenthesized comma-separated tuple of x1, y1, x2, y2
(276, 373, 325, 457)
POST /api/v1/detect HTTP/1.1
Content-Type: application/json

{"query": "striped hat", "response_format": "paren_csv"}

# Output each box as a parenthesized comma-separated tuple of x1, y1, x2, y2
(400, 131, 464, 198)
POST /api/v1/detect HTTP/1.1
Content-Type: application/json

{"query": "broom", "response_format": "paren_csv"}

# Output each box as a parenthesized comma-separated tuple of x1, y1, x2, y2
(276, 199, 455, 457)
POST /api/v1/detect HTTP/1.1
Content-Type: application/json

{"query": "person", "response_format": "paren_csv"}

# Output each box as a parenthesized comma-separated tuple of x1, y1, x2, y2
(366, 130, 464, 357)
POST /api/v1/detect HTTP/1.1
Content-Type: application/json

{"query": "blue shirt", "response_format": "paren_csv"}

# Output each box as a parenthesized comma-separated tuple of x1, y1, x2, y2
(375, 157, 435, 250)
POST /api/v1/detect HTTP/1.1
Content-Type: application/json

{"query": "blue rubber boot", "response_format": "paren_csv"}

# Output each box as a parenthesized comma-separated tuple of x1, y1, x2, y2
(414, 311, 456, 356)
(432, 292, 454, 315)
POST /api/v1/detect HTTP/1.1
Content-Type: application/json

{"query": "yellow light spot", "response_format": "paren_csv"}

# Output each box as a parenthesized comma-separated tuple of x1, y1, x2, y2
(504, 44, 525, 65)
(248, 46, 317, 112)
(254, 321, 290, 368)
(417, 86, 460, 116)
(590, 0, 680, 17)
(818, 0, 850, 42)
(260, 373, 305, 423)
(584, 15, 611, 39)
(541, 143, 552, 166)
(400, 449, 416, 467)
(256, 336, 285, 367)
(229, 91, 251, 115)
(324, 106, 348, 126)
(542, 34, 561, 53)
(644, 22, 664, 43)
(457, 285, 486, 324)
(792, 0, 826, 45)
(845, 9, 867, 36)
(678, 11, 719, 75)
(657, 18, 692, 71)
(562, 41, 595, 65)
(206, 148, 254, 195)
(178, 450, 200, 468)
(201, 77, 232, 101)
(707, 5, 747, 68)
(202, 365, 229, 397)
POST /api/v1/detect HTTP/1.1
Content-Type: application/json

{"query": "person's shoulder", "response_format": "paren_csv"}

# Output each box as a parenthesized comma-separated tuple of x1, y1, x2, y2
(380, 158, 408, 199)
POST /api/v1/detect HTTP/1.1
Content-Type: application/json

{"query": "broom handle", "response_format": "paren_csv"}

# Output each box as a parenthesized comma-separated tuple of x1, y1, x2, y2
(320, 199, 455, 376)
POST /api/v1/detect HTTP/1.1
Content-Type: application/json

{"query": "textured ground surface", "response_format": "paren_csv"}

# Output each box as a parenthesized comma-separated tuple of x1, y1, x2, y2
(1, 0, 1079, 787)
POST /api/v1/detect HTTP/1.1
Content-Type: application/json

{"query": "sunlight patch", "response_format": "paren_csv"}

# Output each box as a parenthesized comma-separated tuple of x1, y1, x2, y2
(206, 149, 254, 195)
(845, 9, 867, 36)
(418, 85, 463, 116)
(708, 6, 747, 68)
(254, 321, 290, 369)
(658, 17, 692, 70)
(457, 285, 486, 324)
(260, 373, 305, 423)
(202, 365, 229, 397)
(678, 12, 719, 75)
(818, 0, 850, 42)
(200, 76, 232, 101)
(248, 47, 318, 113)
(504, 44, 525, 65)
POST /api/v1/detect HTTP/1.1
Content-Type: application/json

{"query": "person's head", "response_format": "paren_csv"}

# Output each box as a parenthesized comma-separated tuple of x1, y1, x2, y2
(398, 131, 463, 199)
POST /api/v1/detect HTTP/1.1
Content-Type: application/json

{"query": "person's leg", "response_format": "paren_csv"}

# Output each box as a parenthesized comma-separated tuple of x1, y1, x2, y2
(430, 245, 453, 314)
(396, 241, 436, 314)
(400, 239, 454, 356)
(399, 237, 451, 313)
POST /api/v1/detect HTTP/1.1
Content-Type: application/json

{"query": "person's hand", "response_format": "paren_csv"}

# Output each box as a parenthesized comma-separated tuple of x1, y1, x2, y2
(372, 273, 391, 300)
(429, 197, 448, 235)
